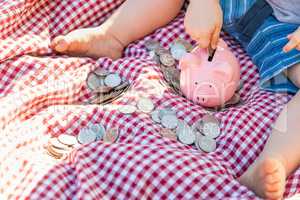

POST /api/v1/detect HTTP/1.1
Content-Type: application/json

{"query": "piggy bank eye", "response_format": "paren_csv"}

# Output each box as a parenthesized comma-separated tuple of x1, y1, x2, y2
(195, 82, 198, 85)
(209, 85, 212, 88)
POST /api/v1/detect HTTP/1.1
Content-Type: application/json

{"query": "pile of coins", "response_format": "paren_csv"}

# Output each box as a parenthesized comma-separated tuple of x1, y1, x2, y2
(151, 107, 221, 153)
(145, 39, 193, 95)
(86, 68, 130, 105)
(45, 124, 119, 159)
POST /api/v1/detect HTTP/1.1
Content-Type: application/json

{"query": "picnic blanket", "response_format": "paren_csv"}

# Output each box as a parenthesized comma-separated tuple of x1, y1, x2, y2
(1, 0, 300, 199)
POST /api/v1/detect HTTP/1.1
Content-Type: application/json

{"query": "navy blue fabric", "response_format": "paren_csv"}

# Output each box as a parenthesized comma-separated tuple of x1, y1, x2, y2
(220, 0, 300, 93)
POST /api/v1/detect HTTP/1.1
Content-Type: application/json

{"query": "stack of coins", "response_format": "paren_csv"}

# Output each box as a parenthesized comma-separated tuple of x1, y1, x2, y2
(46, 134, 79, 159)
(145, 39, 192, 95)
(118, 97, 155, 115)
(45, 123, 120, 159)
(192, 114, 221, 153)
(145, 38, 244, 111)
(86, 68, 131, 105)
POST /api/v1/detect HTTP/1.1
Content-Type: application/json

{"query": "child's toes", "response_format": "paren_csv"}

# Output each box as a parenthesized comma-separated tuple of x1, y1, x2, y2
(265, 190, 284, 200)
(51, 36, 69, 52)
(265, 172, 281, 184)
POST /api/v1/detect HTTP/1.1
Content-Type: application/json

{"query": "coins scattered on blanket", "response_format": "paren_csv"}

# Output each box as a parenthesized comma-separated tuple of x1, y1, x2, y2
(86, 68, 131, 105)
(150, 108, 221, 153)
(45, 123, 120, 159)
(118, 97, 155, 115)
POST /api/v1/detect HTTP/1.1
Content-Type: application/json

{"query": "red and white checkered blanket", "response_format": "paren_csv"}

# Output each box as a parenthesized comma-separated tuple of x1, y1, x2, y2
(1, 0, 299, 199)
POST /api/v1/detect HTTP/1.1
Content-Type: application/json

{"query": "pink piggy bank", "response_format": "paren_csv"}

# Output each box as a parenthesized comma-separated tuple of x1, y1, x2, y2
(180, 39, 240, 107)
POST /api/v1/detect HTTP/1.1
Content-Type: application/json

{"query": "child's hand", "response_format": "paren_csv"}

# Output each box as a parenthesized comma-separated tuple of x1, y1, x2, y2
(283, 27, 300, 52)
(184, 0, 223, 49)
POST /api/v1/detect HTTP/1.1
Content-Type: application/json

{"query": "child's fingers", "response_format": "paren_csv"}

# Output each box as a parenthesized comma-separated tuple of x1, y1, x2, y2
(283, 38, 298, 53)
(211, 25, 221, 49)
(194, 33, 212, 49)
(296, 44, 300, 51)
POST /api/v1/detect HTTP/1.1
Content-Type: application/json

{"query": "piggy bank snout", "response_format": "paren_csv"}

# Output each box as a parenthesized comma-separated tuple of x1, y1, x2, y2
(193, 82, 220, 106)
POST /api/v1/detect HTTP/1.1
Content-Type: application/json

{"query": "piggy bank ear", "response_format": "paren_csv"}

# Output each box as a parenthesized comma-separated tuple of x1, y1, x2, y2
(212, 63, 233, 82)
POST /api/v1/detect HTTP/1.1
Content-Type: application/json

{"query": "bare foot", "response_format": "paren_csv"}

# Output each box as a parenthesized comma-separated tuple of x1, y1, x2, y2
(238, 158, 286, 200)
(50, 27, 124, 60)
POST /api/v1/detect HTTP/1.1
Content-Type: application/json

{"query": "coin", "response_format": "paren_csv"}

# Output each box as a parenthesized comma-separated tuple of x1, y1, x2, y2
(149, 50, 160, 64)
(161, 114, 178, 129)
(177, 123, 196, 145)
(94, 86, 113, 94)
(77, 128, 97, 144)
(137, 97, 154, 113)
(160, 53, 176, 67)
(86, 72, 101, 91)
(170, 42, 187, 60)
(104, 73, 122, 88)
(159, 108, 176, 119)
(155, 47, 169, 56)
(88, 123, 106, 141)
(201, 114, 220, 139)
(114, 81, 129, 91)
(103, 128, 119, 143)
(46, 145, 64, 159)
(160, 128, 177, 141)
(49, 137, 70, 150)
(151, 110, 161, 123)
(94, 68, 109, 77)
(195, 135, 217, 153)
(174, 38, 193, 52)
(119, 105, 137, 114)
(57, 134, 78, 146)
(145, 40, 160, 51)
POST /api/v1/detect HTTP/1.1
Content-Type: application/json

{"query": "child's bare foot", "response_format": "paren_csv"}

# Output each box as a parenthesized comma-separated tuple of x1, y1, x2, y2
(50, 27, 124, 60)
(238, 158, 286, 200)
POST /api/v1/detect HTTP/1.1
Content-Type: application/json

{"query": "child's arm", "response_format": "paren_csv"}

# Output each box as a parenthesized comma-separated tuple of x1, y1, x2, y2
(184, 0, 223, 49)
(283, 27, 300, 52)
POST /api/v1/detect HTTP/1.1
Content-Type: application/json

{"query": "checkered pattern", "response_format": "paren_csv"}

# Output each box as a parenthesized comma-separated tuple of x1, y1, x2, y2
(0, 0, 299, 199)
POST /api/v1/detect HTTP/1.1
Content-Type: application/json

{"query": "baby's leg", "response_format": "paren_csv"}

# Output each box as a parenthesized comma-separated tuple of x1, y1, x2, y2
(239, 64, 300, 200)
(51, 0, 184, 59)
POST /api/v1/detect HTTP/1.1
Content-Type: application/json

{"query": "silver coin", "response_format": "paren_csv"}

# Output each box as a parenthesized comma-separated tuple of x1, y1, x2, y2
(177, 123, 196, 145)
(103, 128, 119, 143)
(160, 53, 176, 67)
(119, 105, 137, 114)
(170, 43, 187, 60)
(94, 68, 109, 77)
(201, 115, 220, 139)
(88, 123, 106, 141)
(174, 38, 193, 52)
(57, 134, 78, 146)
(159, 108, 176, 119)
(77, 128, 97, 144)
(104, 73, 122, 88)
(86, 72, 101, 91)
(161, 114, 178, 129)
(137, 97, 154, 113)
(155, 47, 169, 56)
(196, 135, 217, 153)
(149, 51, 161, 64)
(151, 110, 161, 123)
(145, 40, 160, 51)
